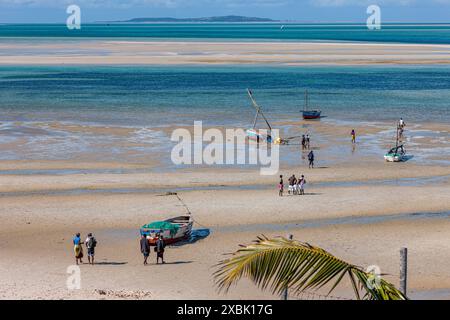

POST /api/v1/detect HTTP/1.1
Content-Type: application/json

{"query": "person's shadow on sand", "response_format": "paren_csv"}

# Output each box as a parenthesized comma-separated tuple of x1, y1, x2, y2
(151, 261, 193, 266)
(94, 261, 128, 266)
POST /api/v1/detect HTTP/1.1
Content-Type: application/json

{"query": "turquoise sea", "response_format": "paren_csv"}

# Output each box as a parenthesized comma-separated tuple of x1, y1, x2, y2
(1, 23, 450, 44)
(0, 24, 449, 165)
(1, 65, 449, 126)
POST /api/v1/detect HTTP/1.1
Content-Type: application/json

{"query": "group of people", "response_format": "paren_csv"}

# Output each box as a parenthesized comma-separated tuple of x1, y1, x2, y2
(72, 232, 167, 266)
(278, 174, 307, 196)
(140, 234, 166, 265)
(72, 233, 97, 265)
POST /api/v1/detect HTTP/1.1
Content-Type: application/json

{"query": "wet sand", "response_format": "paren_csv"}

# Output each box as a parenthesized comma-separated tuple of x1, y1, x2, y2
(1, 182, 450, 300)
(1, 40, 450, 65)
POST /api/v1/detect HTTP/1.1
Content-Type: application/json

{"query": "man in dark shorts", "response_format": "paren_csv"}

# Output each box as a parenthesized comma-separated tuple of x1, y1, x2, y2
(308, 150, 315, 169)
(140, 234, 150, 265)
(85, 233, 97, 265)
(156, 235, 166, 264)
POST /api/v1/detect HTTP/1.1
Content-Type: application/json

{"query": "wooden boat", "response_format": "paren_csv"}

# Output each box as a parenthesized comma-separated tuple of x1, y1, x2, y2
(140, 215, 193, 245)
(140, 193, 194, 245)
(384, 124, 406, 162)
(302, 90, 321, 120)
(384, 145, 406, 162)
(246, 89, 273, 143)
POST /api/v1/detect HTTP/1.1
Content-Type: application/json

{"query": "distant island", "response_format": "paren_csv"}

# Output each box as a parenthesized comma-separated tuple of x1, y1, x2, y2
(111, 15, 277, 23)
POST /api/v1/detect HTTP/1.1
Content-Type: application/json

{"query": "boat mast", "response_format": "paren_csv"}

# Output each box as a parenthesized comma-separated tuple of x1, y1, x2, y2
(396, 123, 399, 148)
(174, 193, 191, 216)
(304, 90, 308, 112)
(247, 89, 272, 132)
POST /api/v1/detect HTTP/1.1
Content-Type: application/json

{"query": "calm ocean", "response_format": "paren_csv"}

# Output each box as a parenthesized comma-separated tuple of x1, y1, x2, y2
(1, 23, 450, 44)
(0, 24, 449, 164)
(1, 65, 450, 126)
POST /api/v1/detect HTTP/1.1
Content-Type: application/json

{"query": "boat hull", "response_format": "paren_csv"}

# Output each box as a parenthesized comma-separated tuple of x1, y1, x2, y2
(246, 129, 272, 143)
(302, 111, 321, 120)
(140, 215, 193, 245)
(384, 154, 404, 162)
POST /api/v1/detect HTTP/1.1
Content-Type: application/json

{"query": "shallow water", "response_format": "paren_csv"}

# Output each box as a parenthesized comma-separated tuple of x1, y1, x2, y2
(214, 211, 450, 234)
(2, 24, 450, 44)
(1, 65, 449, 168)
(0, 174, 447, 197)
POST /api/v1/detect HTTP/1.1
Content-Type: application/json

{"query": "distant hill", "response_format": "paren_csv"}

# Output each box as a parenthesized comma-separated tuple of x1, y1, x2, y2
(114, 15, 277, 23)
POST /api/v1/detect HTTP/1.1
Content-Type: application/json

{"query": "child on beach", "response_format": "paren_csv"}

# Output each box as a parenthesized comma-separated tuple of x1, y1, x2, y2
(278, 175, 284, 197)
(351, 129, 356, 144)
(306, 134, 310, 149)
(301, 135, 306, 150)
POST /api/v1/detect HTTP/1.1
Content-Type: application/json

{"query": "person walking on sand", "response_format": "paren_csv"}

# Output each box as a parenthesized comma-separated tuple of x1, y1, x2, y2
(306, 134, 310, 149)
(351, 129, 356, 144)
(288, 174, 296, 195)
(295, 177, 301, 195)
(301, 135, 306, 150)
(156, 235, 166, 264)
(308, 150, 315, 169)
(299, 175, 306, 195)
(278, 175, 284, 197)
(85, 233, 97, 265)
(140, 234, 150, 265)
(293, 176, 298, 195)
(73, 233, 83, 265)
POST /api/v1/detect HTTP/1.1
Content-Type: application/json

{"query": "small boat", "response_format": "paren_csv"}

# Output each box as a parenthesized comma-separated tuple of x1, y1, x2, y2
(384, 123, 406, 162)
(302, 90, 321, 120)
(246, 128, 272, 143)
(140, 215, 193, 245)
(140, 193, 194, 245)
(246, 89, 273, 143)
(384, 145, 406, 162)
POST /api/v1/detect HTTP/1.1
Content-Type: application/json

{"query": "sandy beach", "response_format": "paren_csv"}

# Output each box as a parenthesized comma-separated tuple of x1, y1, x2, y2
(1, 168, 449, 300)
(1, 117, 449, 300)
(1, 27, 450, 300)
(0, 40, 450, 65)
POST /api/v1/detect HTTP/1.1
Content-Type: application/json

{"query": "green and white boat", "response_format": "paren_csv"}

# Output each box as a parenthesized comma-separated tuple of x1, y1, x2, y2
(384, 124, 406, 162)
(384, 144, 406, 162)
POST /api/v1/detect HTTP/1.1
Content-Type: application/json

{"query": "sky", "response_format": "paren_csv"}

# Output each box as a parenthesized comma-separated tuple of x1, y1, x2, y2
(0, 0, 449, 23)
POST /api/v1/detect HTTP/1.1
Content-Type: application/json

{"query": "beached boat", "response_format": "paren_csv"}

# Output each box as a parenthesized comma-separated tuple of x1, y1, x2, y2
(246, 89, 273, 143)
(140, 193, 194, 245)
(384, 145, 406, 162)
(140, 215, 193, 245)
(302, 90, 321, 120)
(384, 124, 407, 162)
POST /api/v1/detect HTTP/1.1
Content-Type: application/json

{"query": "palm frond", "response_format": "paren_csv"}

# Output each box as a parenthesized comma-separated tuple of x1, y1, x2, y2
(213, 236, 407, 300)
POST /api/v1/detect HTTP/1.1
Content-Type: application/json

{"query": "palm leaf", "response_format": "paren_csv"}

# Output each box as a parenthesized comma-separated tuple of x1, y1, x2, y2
(213, 236, 407, 300)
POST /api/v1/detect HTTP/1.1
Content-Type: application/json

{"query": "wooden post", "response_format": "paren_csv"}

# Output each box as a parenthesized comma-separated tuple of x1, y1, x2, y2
(400, 248, 408, 296)
(282, 234, 294, 300)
